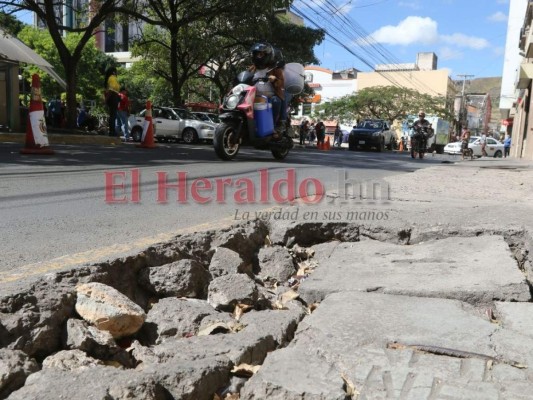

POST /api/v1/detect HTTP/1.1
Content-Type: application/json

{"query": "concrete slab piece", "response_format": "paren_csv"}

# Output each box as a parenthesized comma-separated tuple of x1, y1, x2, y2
(240, 347, 346, 400)
(241, 292, 533, 399)
(495, 301, 533, 338)
(299, 236, 530, 305)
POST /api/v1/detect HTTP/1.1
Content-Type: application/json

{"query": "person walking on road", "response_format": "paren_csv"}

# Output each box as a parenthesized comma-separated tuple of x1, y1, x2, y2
(480, 132, 488, 157)
(504, 134, 511, 158)
(461, 129, 472, 161)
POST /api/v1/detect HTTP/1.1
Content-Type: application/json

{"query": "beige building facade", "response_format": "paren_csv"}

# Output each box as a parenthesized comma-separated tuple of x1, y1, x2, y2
(508, 0, 533, 160)
(357, 69, 454, 99)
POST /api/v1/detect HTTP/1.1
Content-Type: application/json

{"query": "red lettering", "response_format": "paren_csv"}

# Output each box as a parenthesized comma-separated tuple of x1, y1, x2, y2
(191, 178, 212, 204)
(131, 168, 140, 203)
(157, 171, 188, 203)
(105, 171, 128, 203)
(272, 169, 296, 203)
(299, 178, 324, 204)
(215, 178, 232, 203)
(234, 178, 255, 203)
(259, 169, 269, 203)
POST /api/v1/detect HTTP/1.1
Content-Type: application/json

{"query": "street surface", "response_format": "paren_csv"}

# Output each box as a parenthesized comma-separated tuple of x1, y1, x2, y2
(0, 140, 443, 278)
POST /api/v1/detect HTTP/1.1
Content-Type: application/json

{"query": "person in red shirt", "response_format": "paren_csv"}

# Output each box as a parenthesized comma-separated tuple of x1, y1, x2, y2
(117, 87, 131, 140)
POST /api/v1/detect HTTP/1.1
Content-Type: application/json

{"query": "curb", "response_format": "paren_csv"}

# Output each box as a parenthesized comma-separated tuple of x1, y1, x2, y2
(0, 132, 122, 146)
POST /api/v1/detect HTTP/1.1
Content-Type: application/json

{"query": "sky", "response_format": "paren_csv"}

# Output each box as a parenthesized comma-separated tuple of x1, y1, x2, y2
(292, 0, 512, 79)
(14, 0, 511, 80)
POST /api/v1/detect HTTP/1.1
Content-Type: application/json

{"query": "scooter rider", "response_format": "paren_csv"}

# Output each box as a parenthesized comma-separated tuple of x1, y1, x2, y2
(409, 111, 432, 157)
(248, 42, 286, 138)
(411, 111, 432, 141)
(412, 111, 431, 132)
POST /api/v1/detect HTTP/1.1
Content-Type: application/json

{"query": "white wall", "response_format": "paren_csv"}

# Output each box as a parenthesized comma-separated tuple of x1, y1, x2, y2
(500, 0, 529, 114)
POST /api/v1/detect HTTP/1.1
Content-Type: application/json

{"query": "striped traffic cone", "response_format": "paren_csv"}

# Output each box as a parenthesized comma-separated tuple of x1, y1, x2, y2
(324, 136, 331, 151)
(20, 74, 54, 155)
(137, 100, 156, 148)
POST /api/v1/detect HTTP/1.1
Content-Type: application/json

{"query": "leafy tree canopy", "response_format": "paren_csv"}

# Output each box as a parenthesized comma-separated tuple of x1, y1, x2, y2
(0, 10, 23, 35)
(317, 85, 453, 124)
(17, 26, 116, 102)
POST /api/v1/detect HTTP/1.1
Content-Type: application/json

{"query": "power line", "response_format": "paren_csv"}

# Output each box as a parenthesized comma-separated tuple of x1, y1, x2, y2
(292, 0, 443, 96)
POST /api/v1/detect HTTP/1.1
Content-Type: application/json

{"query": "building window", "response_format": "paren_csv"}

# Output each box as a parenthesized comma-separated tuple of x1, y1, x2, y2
(122, 24, 129, 51)
(105, 19, 116, 52)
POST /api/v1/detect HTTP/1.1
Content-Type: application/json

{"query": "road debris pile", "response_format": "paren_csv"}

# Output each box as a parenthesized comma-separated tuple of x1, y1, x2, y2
(2, 220, 533, 399)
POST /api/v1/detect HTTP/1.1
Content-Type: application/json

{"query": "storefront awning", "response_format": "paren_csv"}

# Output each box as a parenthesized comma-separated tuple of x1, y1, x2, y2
(0, 28, 66, 88)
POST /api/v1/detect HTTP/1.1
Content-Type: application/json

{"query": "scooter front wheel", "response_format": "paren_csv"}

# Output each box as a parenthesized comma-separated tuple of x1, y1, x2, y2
(271, 147, 289, 160)
(214, 123, 240, 161)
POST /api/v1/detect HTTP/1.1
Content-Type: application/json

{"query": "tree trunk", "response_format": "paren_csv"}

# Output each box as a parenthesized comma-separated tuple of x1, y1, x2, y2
(170, 33, 182, 106)
(64, 58, 79, 130)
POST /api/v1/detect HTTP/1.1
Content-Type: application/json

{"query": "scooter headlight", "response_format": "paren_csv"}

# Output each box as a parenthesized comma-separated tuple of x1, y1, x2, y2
(226, 95, 240, 110)
(232, 84, 247, 95)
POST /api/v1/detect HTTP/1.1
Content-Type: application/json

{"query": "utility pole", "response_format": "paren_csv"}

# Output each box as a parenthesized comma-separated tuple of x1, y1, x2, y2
(457, 74, 475, 97)
(455, 74, 474, 134)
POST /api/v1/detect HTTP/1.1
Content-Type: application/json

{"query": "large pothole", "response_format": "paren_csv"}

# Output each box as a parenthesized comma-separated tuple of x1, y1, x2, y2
(1, 221, 532, 399)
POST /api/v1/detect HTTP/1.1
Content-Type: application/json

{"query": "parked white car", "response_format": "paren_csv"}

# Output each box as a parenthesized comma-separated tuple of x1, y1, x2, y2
(444, 136, 504, 158)
(129, 106, 216, 143)
(191, 111, 220, 125)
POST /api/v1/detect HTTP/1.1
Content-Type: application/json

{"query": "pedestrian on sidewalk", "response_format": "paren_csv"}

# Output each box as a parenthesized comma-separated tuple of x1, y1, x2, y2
(308, 122, 316, 144)
(299, 119, 308, 145)
(334, 123, 342, 147)
(117, 87, 131, 141)
(104, 66, 121, 137)
(504, 134, 511, 158)
(315, 120, 325, 146)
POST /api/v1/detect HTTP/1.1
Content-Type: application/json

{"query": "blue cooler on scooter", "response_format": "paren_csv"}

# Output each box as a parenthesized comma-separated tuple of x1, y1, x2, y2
(254, 100, 274, 137)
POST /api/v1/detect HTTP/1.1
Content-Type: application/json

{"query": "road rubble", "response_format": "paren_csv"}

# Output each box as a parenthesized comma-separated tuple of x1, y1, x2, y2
(1, 158, 533, 399)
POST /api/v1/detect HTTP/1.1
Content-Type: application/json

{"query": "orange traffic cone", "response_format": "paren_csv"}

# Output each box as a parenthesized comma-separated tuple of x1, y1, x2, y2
(20, 74, 54, 155)
(137, 100, 156, 148)
(399, 138, 404, 152)
(324, 136, 331, 151)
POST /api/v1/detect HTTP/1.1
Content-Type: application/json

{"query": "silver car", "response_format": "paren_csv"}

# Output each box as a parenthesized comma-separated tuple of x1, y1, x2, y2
(191, 111, 220, 125)
(129, 106, 216, 144)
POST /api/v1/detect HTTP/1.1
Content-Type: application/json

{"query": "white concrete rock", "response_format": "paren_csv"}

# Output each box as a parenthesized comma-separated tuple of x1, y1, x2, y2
(75, 282, 146, 339)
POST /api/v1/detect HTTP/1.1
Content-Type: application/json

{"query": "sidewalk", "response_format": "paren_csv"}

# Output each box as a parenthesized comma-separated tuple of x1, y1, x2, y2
(0, 131, 121, 145)
(241, 158, 533, 399)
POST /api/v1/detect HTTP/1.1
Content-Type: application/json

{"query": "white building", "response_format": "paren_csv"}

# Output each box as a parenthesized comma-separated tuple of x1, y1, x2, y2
(499, 0, 528, 124)
(294, 66, 358, 130)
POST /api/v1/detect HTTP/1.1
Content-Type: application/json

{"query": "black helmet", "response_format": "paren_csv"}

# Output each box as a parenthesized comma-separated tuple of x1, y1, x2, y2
(250, 42, 274, 69)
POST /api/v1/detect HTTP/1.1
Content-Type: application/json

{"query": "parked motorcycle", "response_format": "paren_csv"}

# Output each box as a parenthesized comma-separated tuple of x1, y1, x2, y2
(213, 63, 304, 161)
(410, 124, 433, 159)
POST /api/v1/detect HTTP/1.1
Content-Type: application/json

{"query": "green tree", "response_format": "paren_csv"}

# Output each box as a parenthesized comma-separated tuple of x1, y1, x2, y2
(17, 26, 115, 103)
(129, 8, 324, 107)
(317, 86, 452, 124)
(0, 10, 23, 35)
(130, 21, 216, 106)
(0, 0, 138, 128)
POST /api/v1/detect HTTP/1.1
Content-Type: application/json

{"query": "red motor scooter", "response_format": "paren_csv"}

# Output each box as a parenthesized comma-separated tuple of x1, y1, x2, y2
(213, 70, 293, 161)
